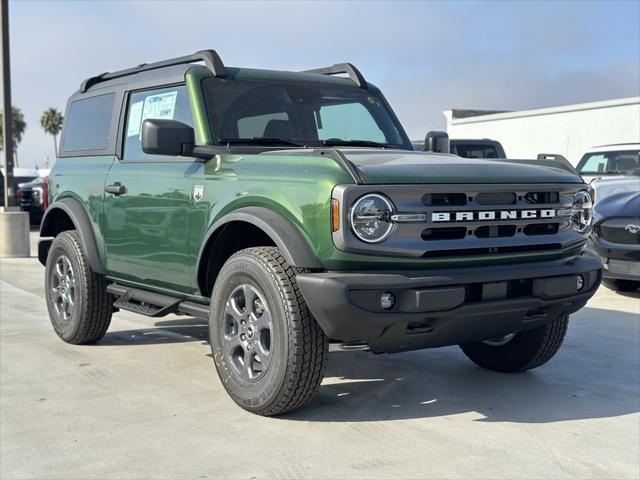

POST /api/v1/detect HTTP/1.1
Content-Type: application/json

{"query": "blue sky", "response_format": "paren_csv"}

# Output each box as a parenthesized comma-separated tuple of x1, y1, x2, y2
(8, 0, 640, 168)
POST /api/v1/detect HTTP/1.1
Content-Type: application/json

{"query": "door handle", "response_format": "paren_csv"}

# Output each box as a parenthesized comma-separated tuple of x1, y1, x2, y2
(104, 184, 126, 195)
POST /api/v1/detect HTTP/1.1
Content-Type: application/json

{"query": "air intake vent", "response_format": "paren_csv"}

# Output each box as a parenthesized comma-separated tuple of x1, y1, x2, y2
(475, 192, 516, 205)
(423, 243, 561, 257)
(523, 223, 559, 236)
(475, 225, 517, 238)
(422, 193, 467, 206)
(525, 192, 560, 204)
(422, 227, 467, 241)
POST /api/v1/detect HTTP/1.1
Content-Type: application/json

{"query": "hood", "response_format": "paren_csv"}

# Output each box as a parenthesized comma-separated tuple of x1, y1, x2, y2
(340, 149, 583, 184)
(594, 190, 640, 219)
(591, 175, 640, 203)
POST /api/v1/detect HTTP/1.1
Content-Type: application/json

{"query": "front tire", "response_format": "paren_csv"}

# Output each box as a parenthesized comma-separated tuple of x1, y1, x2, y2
(460, 314, 569, 373)
(45, 230, 113, 344)
(602, 278, 640, 292)
(209, 247, 328, 416)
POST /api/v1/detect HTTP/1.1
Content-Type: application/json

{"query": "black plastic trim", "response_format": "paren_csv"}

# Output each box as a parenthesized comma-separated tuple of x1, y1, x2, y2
(302, 63, 367, 89)
(80, 50, 225, 93)
(296, 254, 602, 352)
(39, 198, 105, 274)
(107, 284, 210, 319)
(196, 206, 323, 291)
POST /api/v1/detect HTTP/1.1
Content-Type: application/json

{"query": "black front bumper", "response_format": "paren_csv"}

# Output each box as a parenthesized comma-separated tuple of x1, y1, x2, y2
(589, 236, 640, 281)
(297, 255, 602, 353)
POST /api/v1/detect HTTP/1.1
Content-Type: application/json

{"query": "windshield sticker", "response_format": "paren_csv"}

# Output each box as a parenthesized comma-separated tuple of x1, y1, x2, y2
(126, 101, 144, 137)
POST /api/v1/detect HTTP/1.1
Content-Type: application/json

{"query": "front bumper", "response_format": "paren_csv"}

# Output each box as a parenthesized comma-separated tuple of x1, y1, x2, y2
(297, 255, 602, 353)
(590, 236, 640, 281)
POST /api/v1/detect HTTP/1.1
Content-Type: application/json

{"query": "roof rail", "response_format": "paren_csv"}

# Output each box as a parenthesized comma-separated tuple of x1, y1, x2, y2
(302, 63, 367, 89)
(79, 49, 226, 93)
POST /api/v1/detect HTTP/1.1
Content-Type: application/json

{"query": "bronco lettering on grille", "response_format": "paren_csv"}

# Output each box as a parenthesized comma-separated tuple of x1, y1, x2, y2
(431, 209, 556, 222)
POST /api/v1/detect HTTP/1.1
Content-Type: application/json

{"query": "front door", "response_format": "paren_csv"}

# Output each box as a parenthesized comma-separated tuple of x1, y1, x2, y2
(102, 85, 198, 293)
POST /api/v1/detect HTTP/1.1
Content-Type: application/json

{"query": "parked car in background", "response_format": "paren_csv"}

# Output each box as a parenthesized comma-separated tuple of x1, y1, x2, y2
(449, 138, 506, 158)
(591, 190, 640, 292)
(577, 143, 639, 181)
(414, 134, 506, 158)
(0, 168, 40, 206)
(17, 176, 48, 225)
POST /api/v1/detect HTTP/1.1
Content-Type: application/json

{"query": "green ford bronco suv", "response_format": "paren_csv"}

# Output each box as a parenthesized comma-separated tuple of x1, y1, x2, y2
(39, 50, 602, 415)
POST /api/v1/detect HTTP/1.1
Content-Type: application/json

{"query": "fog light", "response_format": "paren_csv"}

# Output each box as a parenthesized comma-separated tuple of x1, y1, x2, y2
(576, 275, 584, 291)
(380, 292, 395, 309)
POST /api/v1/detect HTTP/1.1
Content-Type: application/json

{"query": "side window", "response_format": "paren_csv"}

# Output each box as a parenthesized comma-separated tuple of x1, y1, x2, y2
(237, 112, 289, 138)
(317, 102, 385, 142)
(62, 93, 115, 152)
(123, 85, 193, 160)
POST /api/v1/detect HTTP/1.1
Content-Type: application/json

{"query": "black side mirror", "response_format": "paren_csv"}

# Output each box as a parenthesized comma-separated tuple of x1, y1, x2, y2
(424, 131, 450, 154)
(141, 119, 195, 156)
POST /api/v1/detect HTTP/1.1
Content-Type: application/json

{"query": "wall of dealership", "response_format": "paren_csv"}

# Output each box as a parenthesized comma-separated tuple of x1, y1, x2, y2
(444, 97, 640, 165)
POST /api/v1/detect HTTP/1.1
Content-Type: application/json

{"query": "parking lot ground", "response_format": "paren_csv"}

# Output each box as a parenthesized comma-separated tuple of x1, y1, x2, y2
(1, 241, 639, 479)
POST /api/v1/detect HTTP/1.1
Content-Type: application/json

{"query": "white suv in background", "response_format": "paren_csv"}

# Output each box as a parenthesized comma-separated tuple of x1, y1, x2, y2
(576, 143, 640, 202)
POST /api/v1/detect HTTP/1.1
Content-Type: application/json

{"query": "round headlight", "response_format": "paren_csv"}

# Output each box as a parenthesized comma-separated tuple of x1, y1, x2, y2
(571, 190, 593, 233)
(350, 193, 395, 243)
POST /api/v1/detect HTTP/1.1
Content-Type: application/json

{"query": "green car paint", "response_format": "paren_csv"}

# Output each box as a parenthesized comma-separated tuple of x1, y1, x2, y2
(46, 64, 590, 305)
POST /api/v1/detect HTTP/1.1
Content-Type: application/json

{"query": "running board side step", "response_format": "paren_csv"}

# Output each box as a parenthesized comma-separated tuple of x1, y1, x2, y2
(106, 284, 210, 319)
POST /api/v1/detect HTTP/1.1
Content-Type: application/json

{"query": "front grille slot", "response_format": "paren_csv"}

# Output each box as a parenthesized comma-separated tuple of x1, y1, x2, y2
(523, 223, 559, 236)
(525, 192, 560, 204)
(475, 192, 516, 205)
(423, 243, 562, 257)
(422, 193, 467, 206)
(598, 219, 640, 245)
(422, 227, 467, 241)
(475, 225, 517, 238)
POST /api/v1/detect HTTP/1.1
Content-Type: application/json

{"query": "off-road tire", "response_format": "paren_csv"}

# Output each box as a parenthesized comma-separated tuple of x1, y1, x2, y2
(460, 314, 569, 373)
(602, 278, 640, 292)
(45, 230, 112, 344)
(209, 246, 328, 416)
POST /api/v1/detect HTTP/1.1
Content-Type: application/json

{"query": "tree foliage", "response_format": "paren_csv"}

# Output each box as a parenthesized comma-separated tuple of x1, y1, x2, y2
(0, 107, 27, 149)
(40, 107, 64, 156)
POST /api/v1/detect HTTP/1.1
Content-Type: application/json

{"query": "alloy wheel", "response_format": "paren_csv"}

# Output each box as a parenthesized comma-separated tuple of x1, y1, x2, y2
(51, 255, 76, 324)
(222, 284, 273, 381)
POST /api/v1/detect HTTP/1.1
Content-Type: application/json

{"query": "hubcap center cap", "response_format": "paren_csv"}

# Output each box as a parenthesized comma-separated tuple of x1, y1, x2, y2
(246, 325, 256, 340)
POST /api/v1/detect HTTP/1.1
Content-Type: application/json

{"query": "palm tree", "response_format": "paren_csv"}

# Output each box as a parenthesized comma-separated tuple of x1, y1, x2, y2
(40, 107, 64, 157)
(0, 107, 27, 166)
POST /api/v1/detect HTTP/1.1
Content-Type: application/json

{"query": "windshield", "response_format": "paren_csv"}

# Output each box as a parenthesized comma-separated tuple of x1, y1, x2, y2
(577, 150, 640, 175)
(202, 77, 411, 149)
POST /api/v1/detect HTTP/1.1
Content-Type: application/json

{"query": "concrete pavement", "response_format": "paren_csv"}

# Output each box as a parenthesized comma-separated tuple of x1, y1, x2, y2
(1, 239, 639, 479)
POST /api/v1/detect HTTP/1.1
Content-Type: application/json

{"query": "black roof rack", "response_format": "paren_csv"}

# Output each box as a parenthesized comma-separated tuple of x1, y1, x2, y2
(302, 63, 367, 89)
(79, 49, 226, 93)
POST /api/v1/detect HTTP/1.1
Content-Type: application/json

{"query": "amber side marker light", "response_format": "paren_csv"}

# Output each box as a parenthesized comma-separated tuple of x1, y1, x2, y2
(331, 199, 340, 232)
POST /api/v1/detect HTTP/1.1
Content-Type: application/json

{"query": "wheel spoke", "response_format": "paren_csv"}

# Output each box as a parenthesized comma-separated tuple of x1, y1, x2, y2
(254, 310, 272, 331)
(242, 285, 256, 313)
(226, 297, 244, 321)
(55, 260, 65, 279)
(256, 340, 270, 361)
(243, 349, 254, 379)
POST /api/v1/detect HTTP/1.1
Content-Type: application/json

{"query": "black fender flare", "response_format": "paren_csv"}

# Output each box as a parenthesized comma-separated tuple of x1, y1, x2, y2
(39, 198, 105, 274)
(197, 206, 323, 280)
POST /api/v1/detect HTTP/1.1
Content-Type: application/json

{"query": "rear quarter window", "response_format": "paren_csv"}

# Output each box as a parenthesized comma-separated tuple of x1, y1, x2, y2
(62, 93, 115, 152)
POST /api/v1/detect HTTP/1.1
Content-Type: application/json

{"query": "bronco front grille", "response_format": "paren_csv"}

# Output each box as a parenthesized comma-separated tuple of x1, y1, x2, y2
(332, 183, 587, 258)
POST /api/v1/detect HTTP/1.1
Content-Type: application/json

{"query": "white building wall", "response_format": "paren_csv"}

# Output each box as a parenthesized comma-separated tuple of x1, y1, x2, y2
(445, 97, 640, 165)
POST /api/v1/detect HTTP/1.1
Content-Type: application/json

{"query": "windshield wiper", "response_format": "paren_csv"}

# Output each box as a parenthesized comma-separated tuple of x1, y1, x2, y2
(321, 139, 392, 149)
(218, 137, 308, 147)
